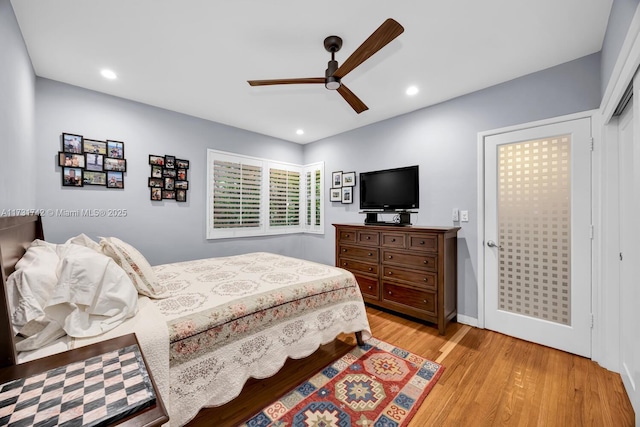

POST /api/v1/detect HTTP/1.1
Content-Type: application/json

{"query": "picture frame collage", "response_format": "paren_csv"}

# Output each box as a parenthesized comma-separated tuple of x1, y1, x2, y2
(148, 154, 189, 202)
(331, 171, 356, 204)
(59, 133, 126, 188)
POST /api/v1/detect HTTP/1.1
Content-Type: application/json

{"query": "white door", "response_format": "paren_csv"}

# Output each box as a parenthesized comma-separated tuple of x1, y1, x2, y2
(484, 117, 592, 357)
(618, 93, 640, 414)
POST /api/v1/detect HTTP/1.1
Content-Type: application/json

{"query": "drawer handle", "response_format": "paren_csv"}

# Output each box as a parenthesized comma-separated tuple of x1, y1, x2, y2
(423, 299, 427, 303)
(423, 260, 428, 264)
(388, 271, 393, 275)
(368, 267, 373, 271)
(388, 291, 392, 295)
(368, 252, 373, 256)
(366, 236, 371, 240)
(420, 240, 425, 245)
(345, 234, 350, 238)
(388, 255, 393, 259)
(391, 238, 396, 242)
(343, 262, 348, 266)
(368, 286, 373, 290)
(424, 278, 428, 282)
(342, 248, 347, 252)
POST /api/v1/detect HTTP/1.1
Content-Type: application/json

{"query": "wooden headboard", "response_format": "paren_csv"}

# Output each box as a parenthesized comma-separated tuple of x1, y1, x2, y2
(0, 215, 44, 368)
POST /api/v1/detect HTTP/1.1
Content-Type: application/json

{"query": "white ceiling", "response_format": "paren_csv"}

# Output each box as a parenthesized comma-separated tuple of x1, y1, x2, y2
(11, 0, 612, 144)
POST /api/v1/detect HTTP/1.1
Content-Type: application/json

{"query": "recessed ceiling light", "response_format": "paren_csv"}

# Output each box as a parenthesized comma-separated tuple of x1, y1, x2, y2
(296, 129, 304, 135)
(406, 86, 419, 96)
(101, 69, 117, 80)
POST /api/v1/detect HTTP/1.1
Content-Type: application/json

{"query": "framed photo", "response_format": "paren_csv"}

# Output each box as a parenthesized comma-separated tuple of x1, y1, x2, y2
(107, 140, 124, 159)
(175, 180, 189, 190)
(162, 168, 176, 178)
(149, 155, 165, 166)
(332, 171, 343, 187)
(330, 188, 342, 202)
(164, 177, 175, 190)
(106, 171, 124, 189)
(342, 172, 356, 187)
(62, 167, 83, 187)
(148, 177, 164, 188)
(83, 139, 106, 155)
(176, 189, 187, 202)
(341, 186, 353, 204)
(177, 168, 187, 180)
(164, 155, 176, 169)
(104, 158, 127, 172)
(162, 190, 176, 200)
(85, 153, 104, 171)
(62, 133, 83, 154)
(151, 165, 163, 178)
(83, 171, 106, 186)
(150, 187, 163, 201)
(176, 159, 189, 169)
(58, 152, 85, 168)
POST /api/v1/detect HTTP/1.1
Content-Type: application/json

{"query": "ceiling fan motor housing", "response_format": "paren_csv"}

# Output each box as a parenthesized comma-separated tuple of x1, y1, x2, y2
(325, 60, 340, 89)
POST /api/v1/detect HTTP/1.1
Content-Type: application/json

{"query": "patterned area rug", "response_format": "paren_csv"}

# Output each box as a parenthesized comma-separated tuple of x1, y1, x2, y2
(240, 337, 444, 427)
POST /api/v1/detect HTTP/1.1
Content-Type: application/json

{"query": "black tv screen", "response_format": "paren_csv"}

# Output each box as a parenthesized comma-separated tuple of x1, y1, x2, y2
(359, 165, 419, 211)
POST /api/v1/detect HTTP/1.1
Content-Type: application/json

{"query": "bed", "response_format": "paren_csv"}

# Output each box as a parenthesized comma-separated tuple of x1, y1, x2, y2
(0, 215, 371, 426)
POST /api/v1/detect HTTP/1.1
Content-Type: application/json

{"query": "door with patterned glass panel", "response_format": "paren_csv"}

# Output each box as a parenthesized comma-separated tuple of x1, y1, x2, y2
(483, 117, 592, 357)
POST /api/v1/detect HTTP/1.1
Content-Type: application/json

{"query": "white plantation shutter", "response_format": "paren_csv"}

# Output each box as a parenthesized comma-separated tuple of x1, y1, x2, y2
(269, 168, 300, 227)
(207, 149, 323, 238)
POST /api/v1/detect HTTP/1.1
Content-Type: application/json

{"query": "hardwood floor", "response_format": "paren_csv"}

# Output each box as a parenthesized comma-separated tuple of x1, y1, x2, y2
(187, 307, 635, 426)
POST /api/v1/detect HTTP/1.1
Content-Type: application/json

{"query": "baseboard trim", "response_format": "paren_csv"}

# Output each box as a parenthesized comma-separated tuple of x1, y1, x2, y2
(457, 314, 478, 328)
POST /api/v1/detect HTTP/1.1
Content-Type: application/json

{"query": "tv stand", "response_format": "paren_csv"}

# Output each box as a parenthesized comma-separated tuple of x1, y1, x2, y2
(363, 211, 413, 226)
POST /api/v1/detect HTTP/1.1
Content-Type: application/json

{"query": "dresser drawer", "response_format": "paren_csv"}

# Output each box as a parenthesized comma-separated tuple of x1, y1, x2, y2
(357, 230, 380, 245)
(408, 234, 438, 252)
(381, 232, 405, 248)
(339, 258, 378, 275)
(382, 282, 436, 315)
(339, 245, 378, 262)
(382, 249, 437, 271)
(354, 275, 379, 298)
(338, 229, 357, 243)
(382, 266, 436, 289)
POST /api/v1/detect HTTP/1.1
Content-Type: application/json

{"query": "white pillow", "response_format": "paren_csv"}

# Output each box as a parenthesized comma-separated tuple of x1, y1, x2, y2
(65, 233, 101, 252)
(99, 237, 169, 298)
(6, 241, 60, 334)
(44, 245, 138, 338)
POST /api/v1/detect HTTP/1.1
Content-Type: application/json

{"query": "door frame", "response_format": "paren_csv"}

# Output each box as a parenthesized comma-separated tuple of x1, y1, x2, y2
(476, 109, 598, 350)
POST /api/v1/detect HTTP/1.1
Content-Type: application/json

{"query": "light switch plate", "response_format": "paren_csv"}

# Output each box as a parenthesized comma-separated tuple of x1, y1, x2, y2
(461, 210, 469, 222)
(452, 208, 459, 222)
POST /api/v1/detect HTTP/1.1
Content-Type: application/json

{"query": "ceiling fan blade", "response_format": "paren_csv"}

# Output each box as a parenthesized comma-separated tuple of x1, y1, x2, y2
(248, 77, 325, 86)
(333, 18, 404, 79)
(337, 85, 369, 114)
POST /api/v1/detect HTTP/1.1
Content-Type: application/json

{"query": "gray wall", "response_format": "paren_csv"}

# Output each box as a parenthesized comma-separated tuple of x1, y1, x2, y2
(0, 0, 36, 210)
(303, 53, 602, 319)
(35, 78, 305, 265)
(601, 0, 640, 96)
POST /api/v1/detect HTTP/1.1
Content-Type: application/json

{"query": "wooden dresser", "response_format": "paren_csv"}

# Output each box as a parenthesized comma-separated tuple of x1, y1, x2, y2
(333, 223, 460, 334)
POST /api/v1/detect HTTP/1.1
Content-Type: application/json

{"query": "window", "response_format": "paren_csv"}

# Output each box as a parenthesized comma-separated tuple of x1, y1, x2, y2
(207, 150, 323, 239)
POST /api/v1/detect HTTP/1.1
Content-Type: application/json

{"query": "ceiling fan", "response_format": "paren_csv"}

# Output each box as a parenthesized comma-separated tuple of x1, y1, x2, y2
(247, 18, 404, 114)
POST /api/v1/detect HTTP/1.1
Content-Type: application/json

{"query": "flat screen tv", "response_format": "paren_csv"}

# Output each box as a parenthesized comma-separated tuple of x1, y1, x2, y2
(359, 165, 419, 211)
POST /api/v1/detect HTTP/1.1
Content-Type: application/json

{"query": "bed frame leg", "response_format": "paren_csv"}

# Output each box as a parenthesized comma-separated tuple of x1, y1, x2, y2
(355, 331, 364, 346)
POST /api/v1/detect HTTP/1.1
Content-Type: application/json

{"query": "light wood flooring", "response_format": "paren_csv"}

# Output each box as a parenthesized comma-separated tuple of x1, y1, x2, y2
(187, 307, 635, 426)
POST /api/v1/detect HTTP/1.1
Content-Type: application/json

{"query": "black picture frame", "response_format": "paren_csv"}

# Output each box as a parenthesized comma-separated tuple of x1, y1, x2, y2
(148, 177, 164, 188)
(83, 139, 106, 155)
(62, 167, 83, 187)
(175, 180, 188, 190)
(106, 171, 124, 189)
(164, 155, 176, 169)
(149, 155, 165, 166)
(330, 188, 342, 202)
(342, 171, 356, 187)
(104, 158, 127, 172)
(58, 152, 85, 168)
(150, 187, 163, 201)
(164, 177, 175, 190)
(176, 159, 189, 169)
(176, 189, 187, 202)
(83, 171, 107, 186)
(151, 165, 163, 178)
(341, 186, 353, 204)
(107, 140, 124, 159)
(162, 168, 176, 178)
(177, 168, 187, 180)
(162, 190, 176, 200)
(85, 153, 104, 172)
(62, 133, 83, 154)
(332, 171, 343, 187)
